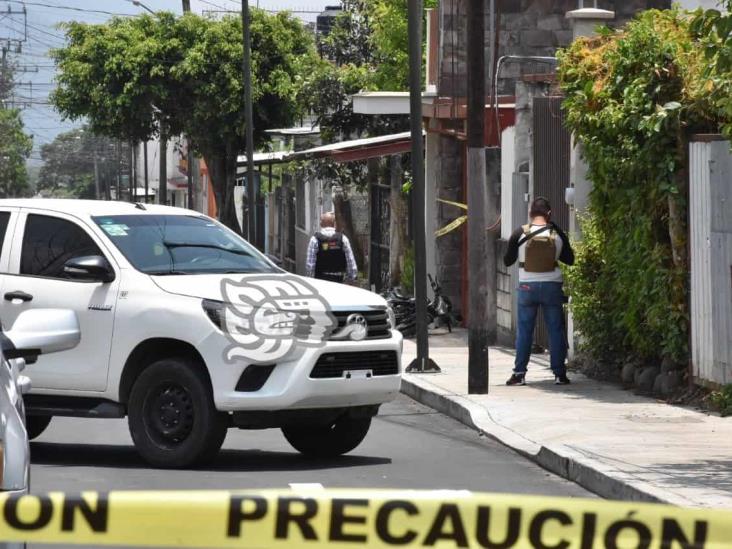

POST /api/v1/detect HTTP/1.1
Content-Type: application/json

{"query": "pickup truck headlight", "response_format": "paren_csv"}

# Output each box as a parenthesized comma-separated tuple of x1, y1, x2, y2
(386, 306, 396, 330)
(202, 299, 226, 331)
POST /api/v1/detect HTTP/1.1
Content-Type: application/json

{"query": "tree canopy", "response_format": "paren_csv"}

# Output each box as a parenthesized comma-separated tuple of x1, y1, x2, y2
(37, 126, 123, 199)
(51, 10, 318, 228)
(0, 108, 33, 198)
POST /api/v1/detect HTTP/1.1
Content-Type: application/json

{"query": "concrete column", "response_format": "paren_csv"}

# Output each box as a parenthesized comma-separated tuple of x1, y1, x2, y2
(565, 7, 614, 235)
(565, 7, 615, 359)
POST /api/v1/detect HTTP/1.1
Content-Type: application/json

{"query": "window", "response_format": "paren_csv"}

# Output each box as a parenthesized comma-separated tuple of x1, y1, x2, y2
(0, 212, 11, 260)
(21, 215, 104, 279)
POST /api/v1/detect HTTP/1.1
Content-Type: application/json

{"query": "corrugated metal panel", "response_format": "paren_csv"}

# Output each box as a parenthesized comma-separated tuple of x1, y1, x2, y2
(532, 96, 570, 231)
(532, 96, 571, 350)
(690, 140, 732, 386)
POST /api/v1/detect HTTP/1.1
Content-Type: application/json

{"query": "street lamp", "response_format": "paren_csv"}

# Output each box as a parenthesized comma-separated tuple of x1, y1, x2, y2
(125, 0, 156, 14)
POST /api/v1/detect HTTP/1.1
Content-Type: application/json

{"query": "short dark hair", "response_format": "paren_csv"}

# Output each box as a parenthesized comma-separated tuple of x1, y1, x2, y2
(530, 197, 552, 219)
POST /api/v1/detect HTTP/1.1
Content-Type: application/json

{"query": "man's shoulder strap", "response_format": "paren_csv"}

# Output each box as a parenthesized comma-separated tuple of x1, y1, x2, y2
(518, 224, 551, 246)
(316, 231, 343, 243)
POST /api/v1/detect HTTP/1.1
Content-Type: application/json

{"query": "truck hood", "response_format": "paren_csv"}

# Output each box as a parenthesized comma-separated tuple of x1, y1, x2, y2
(151, 273, 387, 309)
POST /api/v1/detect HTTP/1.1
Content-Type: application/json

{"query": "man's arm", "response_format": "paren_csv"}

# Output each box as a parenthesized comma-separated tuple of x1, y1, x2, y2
(342, 235, 358, 281)
(503, 228, 523, 267)
(305, 236, 318, 277)
(553, 224, 575, 266)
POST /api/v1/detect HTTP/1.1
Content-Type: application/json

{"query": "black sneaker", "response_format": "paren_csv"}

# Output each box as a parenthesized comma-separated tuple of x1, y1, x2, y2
(554, 374, 571, 385)
(506, 373, 526, 386)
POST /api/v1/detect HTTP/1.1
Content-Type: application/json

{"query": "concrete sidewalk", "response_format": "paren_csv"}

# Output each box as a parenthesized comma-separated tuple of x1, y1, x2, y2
(401, 329, 732, 509)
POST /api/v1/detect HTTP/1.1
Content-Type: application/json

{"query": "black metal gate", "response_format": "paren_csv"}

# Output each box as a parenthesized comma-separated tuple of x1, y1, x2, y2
(532, 96, 571, 351)
(369, 181, 391, 292)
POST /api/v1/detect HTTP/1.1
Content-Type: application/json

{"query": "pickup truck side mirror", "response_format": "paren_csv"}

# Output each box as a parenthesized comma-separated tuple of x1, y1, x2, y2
(3, 309, 81, 361)
(64, 255, 115, 283)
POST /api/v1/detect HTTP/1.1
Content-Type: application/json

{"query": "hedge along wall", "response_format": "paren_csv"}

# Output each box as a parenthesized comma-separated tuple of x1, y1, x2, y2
(557, 9, 719, 367)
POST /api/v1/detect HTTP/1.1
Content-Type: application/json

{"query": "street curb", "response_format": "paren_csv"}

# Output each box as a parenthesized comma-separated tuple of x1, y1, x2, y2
(400, 375, 680, 505)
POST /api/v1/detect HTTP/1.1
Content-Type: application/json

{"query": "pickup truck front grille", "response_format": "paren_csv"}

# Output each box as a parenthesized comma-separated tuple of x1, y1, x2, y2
(330, 309, 390, 340)
(310, 351, 399, 379)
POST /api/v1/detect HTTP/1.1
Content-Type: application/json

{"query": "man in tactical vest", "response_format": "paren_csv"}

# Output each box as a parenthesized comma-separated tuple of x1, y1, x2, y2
(503, 197, 574, 386)
(305, 212, 358, 284)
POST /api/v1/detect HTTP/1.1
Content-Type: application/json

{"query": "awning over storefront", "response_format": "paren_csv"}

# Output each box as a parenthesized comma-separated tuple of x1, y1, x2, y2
(289, 131, 415, 163)
(236, 131, 420, 170)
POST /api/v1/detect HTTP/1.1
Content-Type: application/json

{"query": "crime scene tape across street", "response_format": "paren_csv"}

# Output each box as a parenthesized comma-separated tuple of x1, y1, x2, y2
(0, 489, 731, 548)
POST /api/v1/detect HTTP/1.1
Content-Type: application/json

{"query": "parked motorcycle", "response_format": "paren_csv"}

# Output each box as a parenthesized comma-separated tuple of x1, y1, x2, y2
(383, 275, 457, 337)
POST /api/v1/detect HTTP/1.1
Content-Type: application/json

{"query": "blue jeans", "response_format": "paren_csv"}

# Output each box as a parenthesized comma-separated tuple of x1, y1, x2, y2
(514, 282, 567, 376)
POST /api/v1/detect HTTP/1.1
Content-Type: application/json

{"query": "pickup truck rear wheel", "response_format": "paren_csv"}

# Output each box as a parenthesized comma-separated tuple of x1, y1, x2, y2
(26, 415, 52, 440)
(282, 415, 372, 457)
(127, 358, 227, 468)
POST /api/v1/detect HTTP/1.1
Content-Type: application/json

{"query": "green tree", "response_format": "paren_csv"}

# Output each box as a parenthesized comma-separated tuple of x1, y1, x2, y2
(37, 127, 121, 199)
(0, 108, 32, 198)
(52, 11, 317, 229)
(691, 1, 732, 139)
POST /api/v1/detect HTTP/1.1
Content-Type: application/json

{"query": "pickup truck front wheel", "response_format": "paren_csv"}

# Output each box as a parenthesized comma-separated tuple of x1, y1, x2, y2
(127, 358, 228, 468)
(282, 415, 372, 457)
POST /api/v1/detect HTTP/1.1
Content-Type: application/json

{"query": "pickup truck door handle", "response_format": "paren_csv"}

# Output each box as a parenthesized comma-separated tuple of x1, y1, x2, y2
(4, 291, 33, 303)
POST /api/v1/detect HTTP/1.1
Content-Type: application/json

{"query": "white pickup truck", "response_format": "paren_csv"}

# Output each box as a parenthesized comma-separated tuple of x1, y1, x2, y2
(0, 199, 402, 468)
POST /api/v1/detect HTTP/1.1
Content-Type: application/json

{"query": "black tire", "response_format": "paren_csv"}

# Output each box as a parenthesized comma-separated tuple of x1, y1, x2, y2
(26, 415, 52, 440)
(282, 415, 372, 458)
(127, 358, 228, 468)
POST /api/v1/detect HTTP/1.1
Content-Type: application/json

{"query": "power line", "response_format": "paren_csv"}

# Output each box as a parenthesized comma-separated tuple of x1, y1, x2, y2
(5, 1, 136, 17)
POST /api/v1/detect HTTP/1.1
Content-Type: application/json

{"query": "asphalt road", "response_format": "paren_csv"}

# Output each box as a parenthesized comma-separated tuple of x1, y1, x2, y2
(27, 395, 592, 548)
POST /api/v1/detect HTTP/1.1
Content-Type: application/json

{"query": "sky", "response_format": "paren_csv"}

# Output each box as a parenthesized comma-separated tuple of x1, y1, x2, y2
(0, 0, 335, 164)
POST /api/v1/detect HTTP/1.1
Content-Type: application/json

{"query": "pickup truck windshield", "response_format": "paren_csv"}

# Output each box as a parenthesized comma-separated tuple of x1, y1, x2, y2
(93, 214, 279, 275)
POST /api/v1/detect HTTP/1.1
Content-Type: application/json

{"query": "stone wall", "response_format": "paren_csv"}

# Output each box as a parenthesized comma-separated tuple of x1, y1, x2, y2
(434, 135, 464, 307)
(440, 0, 673, 97)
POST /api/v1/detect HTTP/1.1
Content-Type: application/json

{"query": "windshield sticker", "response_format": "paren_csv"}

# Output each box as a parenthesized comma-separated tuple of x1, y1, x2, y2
(101, 224, 129, 236)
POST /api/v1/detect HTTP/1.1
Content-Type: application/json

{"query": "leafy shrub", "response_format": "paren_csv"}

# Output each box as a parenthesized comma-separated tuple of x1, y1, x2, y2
(709, 385, 732, 417)
(400, 245, 415, 295)
(558, 9, 719, 365)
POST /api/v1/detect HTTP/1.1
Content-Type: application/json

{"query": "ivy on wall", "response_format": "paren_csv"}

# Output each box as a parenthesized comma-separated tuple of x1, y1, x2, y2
(557, 9, 719, 365)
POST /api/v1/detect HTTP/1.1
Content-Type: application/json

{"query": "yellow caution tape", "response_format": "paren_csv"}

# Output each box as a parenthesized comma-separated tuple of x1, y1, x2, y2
(0, 489, 730, 548)
(435, 216, 467, 237)
(437, 198, 468, 211)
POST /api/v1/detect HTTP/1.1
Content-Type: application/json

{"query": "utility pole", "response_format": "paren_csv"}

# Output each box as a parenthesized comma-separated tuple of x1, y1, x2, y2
(144, 142, 149, 203)
(159, 134, 167, 205)
(405, 0, 439, 373)
(116, 140, 122, 201)
(182, 0, 194, 211)
(93, 145, 100, 200)
(466, 0, 489, 394)
(130, 140, 136, 202)
(241, 0, 256, 243)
